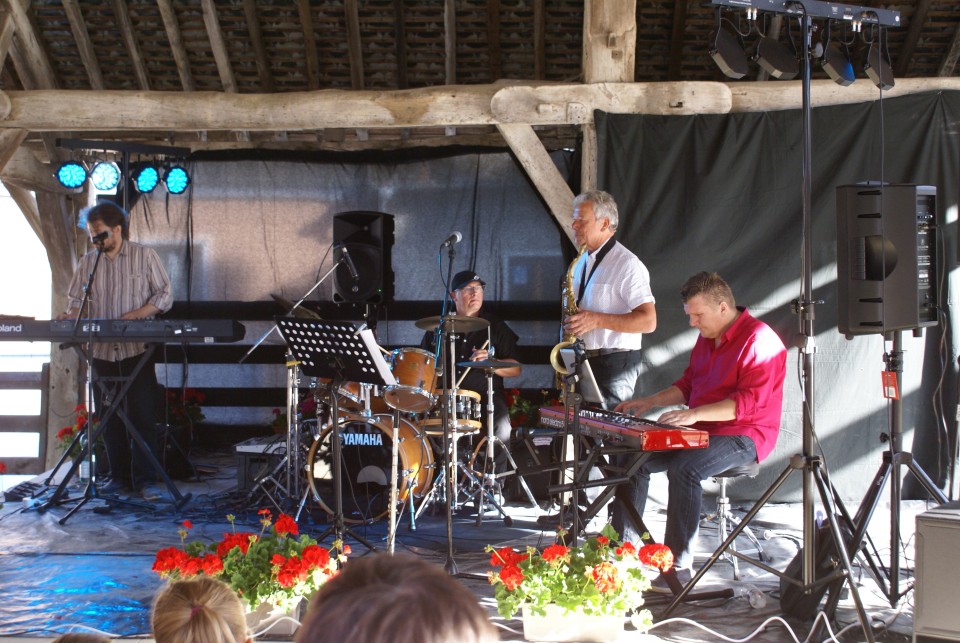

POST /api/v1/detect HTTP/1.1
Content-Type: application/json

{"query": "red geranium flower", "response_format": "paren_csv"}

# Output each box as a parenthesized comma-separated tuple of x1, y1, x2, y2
(498, 564, 525, 591)
(591, 561, 620, 593)
(490, 546, 525, 568)
(274, 513, 299, 537)
(540, 544, 570, 563)
(638, 543, 674, 572)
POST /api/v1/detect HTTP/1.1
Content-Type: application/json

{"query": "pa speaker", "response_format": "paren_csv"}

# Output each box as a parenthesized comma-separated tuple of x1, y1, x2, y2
(332, 211, 394, 304)
(836, 184, 938, 337)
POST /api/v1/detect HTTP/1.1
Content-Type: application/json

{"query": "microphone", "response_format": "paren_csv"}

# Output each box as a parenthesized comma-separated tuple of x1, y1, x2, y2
(339, 245, 359, 280)
(90, 230, 110, 245)
(440, 231, 462, 248)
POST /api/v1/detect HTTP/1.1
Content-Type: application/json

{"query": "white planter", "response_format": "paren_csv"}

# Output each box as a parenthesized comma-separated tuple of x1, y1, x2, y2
(522, 603, 624, 642)
(244, 599, 303, 638)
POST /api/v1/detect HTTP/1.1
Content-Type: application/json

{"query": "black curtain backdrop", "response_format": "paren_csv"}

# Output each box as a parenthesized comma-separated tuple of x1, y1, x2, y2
(596, 91, 960, 502)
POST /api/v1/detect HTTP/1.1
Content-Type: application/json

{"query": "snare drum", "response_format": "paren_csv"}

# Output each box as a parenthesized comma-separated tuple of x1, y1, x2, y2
(421, 389, 482, 435)
(337, 381, 389, 415)
(383, 348, 437, 413)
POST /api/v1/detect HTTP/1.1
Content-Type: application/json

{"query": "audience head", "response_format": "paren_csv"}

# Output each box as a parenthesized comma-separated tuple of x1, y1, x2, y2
(51, 635, 111, 643)
(152, 576, 251, 643)
(296, 553, 498, 643)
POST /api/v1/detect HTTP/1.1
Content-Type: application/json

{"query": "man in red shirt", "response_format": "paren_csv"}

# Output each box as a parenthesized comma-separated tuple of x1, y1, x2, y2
(614, 272, 787, 588)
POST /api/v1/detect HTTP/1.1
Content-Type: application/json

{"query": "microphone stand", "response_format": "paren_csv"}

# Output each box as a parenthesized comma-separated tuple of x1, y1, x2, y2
(438, 242, 459, 575)
(239, 255, 344, 364)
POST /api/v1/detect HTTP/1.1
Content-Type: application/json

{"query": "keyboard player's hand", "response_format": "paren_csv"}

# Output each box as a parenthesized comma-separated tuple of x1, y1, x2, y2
(615, 397, 655, 417)
(658, 408, 698, 427)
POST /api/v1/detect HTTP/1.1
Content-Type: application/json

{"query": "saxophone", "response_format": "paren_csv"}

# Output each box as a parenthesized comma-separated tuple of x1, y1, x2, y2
(549, 244, 587, 377)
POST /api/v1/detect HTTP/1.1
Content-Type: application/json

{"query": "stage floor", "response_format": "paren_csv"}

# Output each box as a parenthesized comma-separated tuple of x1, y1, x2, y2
(0, 445, 927, 642)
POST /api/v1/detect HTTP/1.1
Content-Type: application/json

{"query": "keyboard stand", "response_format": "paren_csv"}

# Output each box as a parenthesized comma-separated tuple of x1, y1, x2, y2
(39, 345, 191, 521)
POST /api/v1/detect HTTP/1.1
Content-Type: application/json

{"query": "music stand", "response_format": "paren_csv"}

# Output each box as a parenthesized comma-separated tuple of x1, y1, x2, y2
(276, 317, 396, 550)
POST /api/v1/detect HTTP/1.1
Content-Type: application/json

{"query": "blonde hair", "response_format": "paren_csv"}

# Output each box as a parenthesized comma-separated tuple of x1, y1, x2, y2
(152, 577, 250, 643)
(296, 553, 497, 643)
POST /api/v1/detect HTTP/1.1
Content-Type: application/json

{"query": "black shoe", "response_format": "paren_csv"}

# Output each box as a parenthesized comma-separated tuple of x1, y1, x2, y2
(648, 568, 692, 594)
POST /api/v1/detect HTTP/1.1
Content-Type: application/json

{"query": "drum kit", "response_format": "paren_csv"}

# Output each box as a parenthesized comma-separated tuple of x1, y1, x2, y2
(257, 313, 534, 552)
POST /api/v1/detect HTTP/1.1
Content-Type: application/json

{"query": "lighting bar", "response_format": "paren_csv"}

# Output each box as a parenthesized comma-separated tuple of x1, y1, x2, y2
(709, 0, 899, 28)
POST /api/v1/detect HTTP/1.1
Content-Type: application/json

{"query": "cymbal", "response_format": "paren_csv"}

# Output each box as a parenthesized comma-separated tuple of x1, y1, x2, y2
(456, 359, 517, 371)
(415, 315, 489, 333)
(271, 294, 322, 320)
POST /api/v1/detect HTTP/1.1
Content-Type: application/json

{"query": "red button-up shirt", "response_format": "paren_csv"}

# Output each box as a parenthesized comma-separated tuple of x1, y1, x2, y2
(673, 308, 787, 462)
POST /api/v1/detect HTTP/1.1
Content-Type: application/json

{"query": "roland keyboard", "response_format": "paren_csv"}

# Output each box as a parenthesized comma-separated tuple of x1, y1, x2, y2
(538, 405, 709, 452)
(0, 318, 246, 343)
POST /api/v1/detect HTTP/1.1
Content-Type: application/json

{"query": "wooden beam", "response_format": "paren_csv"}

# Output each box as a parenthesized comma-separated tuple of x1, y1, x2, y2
(444, 0, 456, 84)
(895, 0, 932, 77)
(1, 145, 72, 194)
(939, 23, 960, 77)
(61, 0, 104, 90)
(4, 79, 960, 135)
(296, 0, 319, 91)
(200, 0, 237, 93)
(667, 0, 689, 81)
(498, 123, 575, 247)
(5, 0, 59, 88)
(487, 0, 502, 81)
(345, 0, 364, 90)
(582, 0, 637, 83)
(158, 0, 196, 92)
(392, 0, 408, 89)
(0, 126, 25, 174)
(242, 0, 273, 93)
(0, 12, 14, 70)
(533, 0, 545, 80)
(1, 178, 42, 243)
(110, 0, 150, 90)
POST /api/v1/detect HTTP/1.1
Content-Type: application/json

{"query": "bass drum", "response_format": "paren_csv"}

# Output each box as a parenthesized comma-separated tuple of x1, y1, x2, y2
(306, 413, 434, 523)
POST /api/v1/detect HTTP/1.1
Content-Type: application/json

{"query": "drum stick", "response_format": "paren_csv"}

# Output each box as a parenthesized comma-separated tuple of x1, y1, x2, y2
(455, 339, 489, 389)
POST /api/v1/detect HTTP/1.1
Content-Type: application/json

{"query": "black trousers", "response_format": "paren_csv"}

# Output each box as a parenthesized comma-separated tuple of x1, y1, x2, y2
(92, 353, 160, 489)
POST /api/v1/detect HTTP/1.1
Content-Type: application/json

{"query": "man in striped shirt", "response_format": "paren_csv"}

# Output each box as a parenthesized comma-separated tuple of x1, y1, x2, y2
(59, 201, 173, 502)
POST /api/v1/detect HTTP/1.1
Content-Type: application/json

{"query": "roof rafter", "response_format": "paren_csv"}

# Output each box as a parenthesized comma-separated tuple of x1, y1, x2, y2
(61, 0, 104, 90)
(157, 0, 195, 92)
(296, 0, 319, 91)
(109, 0, 150, 90)
(242, 0, 273, 93)
(200, 0, 237, 93)
(345, 0, 364, 90)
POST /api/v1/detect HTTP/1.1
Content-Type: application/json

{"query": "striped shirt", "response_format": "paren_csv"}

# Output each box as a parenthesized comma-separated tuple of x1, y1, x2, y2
(66, 240, 173, 361)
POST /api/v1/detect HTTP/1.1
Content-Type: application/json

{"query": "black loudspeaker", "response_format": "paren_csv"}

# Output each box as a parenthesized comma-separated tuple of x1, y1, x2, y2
(332, 211, 394, 304)
(836, 184, 938, 337)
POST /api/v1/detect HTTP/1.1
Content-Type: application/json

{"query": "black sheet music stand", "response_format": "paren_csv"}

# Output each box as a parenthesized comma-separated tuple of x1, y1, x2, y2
(276, 317, 396, 550)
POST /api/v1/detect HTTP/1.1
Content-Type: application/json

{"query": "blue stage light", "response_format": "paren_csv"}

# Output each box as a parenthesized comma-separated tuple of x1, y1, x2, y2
(90, 161, 121, 191)
(164, 166, 190, 194)
(57, 162, 87, 189)
(133, 166, 160, 193)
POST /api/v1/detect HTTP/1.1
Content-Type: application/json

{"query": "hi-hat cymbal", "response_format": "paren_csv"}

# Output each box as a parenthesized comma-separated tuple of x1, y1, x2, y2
(271, 294, 322, 320)
(456, 359, 517, 371)
(415, 315, 489, 333)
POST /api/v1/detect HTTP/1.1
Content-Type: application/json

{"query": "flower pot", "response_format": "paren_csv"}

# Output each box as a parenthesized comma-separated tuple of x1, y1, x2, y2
(521, 603, 624, 642)
(244, 598, 303, 638)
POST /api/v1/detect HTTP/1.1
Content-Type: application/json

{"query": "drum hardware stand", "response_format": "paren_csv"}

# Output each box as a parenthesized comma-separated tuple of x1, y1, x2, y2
(818, 331, 947, 613)
(276, 317, 395, 553)
(665, 11, 876, 640)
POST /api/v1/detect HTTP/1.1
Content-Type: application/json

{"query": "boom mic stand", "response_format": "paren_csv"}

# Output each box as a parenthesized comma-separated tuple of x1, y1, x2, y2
(664, 8, 875, 641)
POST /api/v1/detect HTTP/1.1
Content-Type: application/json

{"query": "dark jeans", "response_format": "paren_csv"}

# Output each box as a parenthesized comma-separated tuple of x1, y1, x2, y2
(588, 349, 644, 408)
(92, 353, 160, 489)
(612, 434, 758, 569)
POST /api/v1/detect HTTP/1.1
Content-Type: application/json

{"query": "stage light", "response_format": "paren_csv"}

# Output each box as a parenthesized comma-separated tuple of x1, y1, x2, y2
(709, 25, 749, 79)
(57, 162, 87, 189)
(821, 42, 856, 86)
(754, 36, 798, 79)
(864, 41, 895, 90)
(133, 165, 160, 193)
(164, 165, 190, 195)
(90, 161, 121, 191)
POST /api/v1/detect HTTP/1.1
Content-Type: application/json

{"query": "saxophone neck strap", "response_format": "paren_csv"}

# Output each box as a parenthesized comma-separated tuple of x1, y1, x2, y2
(577, 236, 616, 307)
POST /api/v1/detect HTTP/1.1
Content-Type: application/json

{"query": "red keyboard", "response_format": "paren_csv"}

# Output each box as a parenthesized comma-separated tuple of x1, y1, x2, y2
(538, 405, 709, 451)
